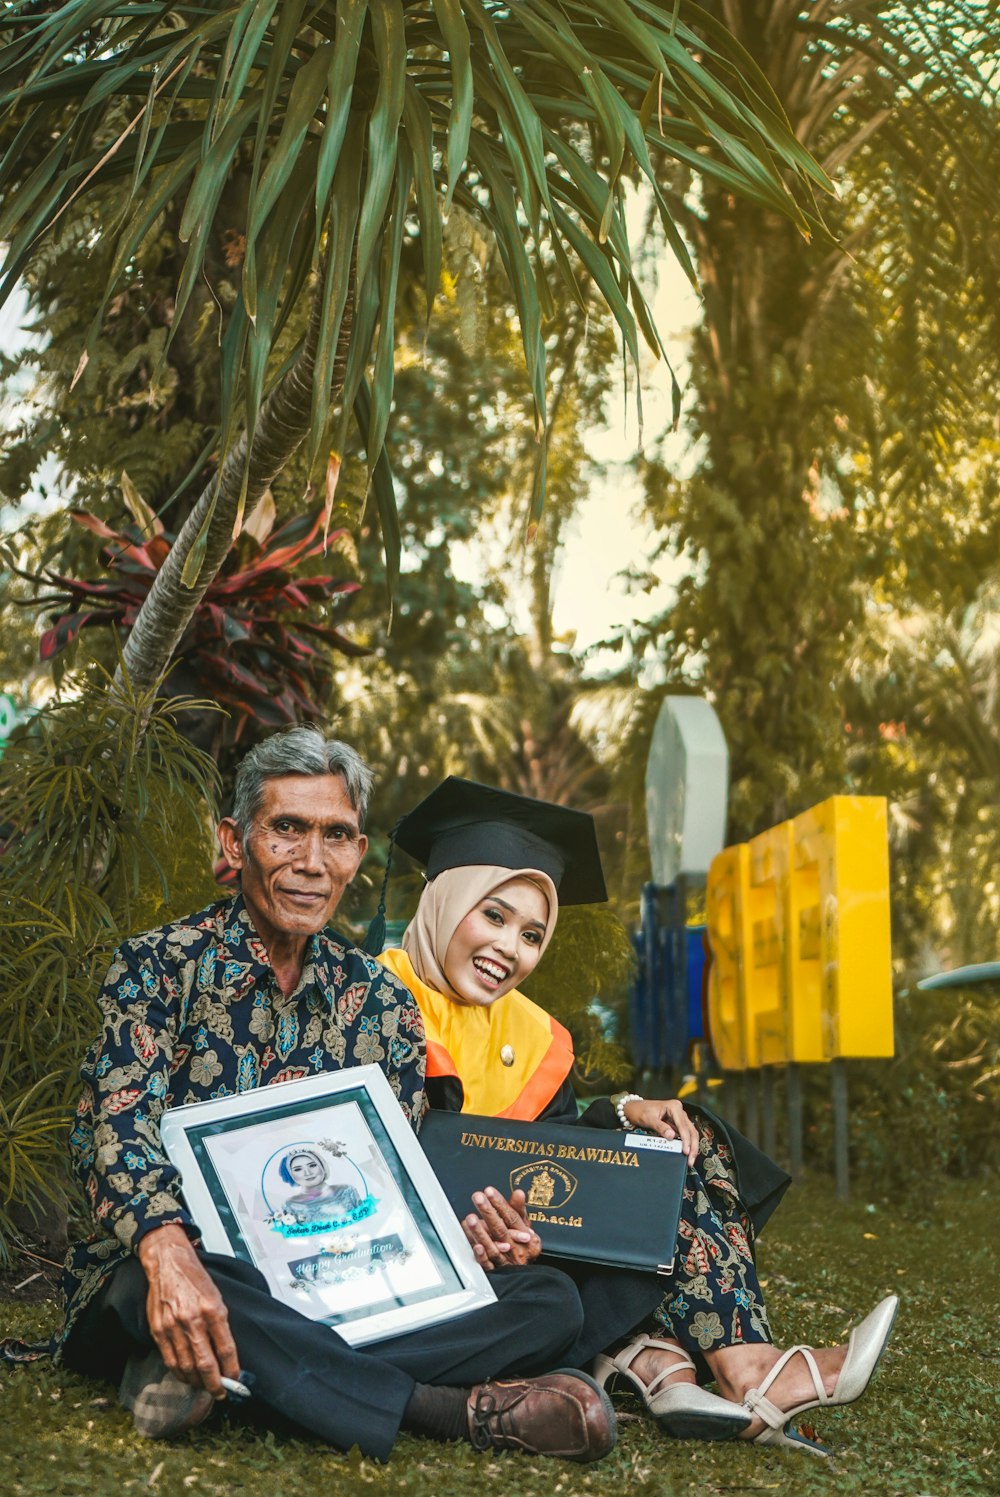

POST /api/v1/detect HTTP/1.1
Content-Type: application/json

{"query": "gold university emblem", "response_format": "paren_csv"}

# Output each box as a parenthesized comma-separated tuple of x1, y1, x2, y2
(509, 1160, 578, 1210)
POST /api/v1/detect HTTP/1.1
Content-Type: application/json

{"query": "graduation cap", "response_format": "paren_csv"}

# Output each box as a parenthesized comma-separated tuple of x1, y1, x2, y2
(362, 778, 607, 953)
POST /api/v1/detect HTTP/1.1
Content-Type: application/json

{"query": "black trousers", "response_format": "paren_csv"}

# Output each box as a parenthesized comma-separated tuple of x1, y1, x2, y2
(63, 1253, 593, 1461)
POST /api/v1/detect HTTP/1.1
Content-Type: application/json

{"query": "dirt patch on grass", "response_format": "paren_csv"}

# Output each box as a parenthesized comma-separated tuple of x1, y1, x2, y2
(0, 1246, 62, 1307)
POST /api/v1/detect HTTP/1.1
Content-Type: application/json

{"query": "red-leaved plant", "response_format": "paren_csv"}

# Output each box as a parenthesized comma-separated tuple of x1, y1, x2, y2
(30, 500, 367, 743)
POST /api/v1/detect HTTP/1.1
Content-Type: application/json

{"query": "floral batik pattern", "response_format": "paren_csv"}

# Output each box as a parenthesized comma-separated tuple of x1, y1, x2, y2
(652, 1118, 771, 1363)
(59, 895, 426, 1350)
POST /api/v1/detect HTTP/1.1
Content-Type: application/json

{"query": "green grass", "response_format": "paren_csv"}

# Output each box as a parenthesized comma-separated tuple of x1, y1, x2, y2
(1, 1177, 997, 1497)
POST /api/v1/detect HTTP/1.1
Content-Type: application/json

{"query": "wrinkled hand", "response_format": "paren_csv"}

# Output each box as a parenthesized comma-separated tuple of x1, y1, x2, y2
(137, 1224, 240, 1399)
(463, 1186, 542, 1270)
(624, 1098, 699, 1165)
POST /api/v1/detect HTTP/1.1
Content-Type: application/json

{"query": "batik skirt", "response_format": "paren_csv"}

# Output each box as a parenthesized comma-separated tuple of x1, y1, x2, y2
(650, 1115, 772, 1365)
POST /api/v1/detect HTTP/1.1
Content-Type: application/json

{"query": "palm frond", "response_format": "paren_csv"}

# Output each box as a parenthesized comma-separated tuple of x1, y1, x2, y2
(0, 0, 833, 549)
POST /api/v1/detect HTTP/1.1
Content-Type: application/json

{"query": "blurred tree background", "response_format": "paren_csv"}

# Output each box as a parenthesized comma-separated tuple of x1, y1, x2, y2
(0, 1, 998, 1247)
(610, 0, 1000, 974)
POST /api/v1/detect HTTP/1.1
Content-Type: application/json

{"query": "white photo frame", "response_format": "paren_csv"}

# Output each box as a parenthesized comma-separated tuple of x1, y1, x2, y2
(159, 1065, 496, 1346)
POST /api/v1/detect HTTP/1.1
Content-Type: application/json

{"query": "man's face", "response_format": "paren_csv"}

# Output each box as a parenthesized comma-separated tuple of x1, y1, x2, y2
(218, 774, 368, 953)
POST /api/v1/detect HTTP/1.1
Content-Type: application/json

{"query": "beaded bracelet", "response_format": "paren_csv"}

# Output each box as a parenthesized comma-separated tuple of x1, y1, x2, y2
(613, 1091, 642, 1130)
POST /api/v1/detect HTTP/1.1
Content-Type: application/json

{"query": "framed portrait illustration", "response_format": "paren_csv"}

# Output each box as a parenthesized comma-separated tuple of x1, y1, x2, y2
(159, 1065, 496, 1346)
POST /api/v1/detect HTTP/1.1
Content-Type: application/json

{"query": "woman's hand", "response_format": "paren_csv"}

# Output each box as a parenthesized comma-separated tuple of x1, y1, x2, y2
(462, 1186, 542, 1270)
(624, 1098, 700, 1165)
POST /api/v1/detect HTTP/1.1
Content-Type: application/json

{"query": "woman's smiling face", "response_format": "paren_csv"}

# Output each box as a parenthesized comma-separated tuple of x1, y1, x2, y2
(288, 1152, 326, 1188)
(442, 876, 550, 1006)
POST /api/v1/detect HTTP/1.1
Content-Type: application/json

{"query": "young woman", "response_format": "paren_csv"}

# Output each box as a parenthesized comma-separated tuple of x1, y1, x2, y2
(375, 778, 898, 1455)
(277, 1148, 362, 1226)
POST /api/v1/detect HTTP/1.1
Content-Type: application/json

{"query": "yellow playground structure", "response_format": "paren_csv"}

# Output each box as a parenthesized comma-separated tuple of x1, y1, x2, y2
(638, 700, 895, 1198)
(706, 795, 894, 1071)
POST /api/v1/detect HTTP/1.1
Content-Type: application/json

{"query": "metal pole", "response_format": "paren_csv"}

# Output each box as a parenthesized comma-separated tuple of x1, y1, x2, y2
(786, 1062, 803, 1177)
(743, 1070, 759, 1144)
(677, 875, 689, 1052)
(642, 884, 657, 1071)
(722, 1070, 741, 1133)
(831, 1057, 850, 1201)
(761, 1066, 777, 1159)
(688, 1041, 704, 1108)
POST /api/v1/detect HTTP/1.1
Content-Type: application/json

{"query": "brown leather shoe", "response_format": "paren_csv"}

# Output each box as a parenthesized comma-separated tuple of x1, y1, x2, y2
(466, 1368, 616, 1462)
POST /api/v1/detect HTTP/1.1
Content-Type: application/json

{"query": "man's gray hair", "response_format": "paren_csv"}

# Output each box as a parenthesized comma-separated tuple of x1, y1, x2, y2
(232, 726, 374, 837)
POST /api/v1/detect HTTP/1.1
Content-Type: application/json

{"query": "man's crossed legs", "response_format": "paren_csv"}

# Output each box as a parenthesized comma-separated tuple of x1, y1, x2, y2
(64, 1253, 615, 1463)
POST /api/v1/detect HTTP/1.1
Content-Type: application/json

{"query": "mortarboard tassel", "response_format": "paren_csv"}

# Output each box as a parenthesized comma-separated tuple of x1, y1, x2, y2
(361, 821, 401, 955)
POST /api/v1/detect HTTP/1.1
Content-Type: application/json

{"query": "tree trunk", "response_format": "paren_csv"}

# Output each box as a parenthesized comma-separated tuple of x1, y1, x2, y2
(114, 279, 354, 696)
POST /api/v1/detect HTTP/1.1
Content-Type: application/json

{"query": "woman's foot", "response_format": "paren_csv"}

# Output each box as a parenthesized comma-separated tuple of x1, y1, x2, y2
(627, 1337, 697, 1390)
(594, 1336, 751, 1440)
(709, 1343, 848, 1439)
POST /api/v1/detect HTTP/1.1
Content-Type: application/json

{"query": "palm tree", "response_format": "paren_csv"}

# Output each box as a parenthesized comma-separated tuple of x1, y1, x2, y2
(0, 0, 832, 698)
(638, 0, 1000, 835)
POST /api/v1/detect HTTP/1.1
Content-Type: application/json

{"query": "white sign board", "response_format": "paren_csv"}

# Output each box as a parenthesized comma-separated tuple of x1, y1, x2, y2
(645, 696, 729, 884)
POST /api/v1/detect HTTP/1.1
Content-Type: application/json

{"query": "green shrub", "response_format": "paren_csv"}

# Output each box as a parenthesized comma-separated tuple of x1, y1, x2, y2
(0, 676, 220, 1260)
(520, 904, 635, 1088)
(809, 983, 999, 1200)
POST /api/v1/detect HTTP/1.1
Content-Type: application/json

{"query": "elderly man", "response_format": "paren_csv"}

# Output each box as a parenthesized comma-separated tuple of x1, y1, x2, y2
(59, 727, 614, 1464)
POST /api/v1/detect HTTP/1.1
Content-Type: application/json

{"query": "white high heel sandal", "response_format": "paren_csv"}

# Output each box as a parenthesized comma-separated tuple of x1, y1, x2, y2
(742, 1295, 899, 1457)
(593, 1334, 751, 1441)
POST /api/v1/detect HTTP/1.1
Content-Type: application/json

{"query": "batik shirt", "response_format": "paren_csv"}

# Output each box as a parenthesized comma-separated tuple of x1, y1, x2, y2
(60, 894, 426, 1345)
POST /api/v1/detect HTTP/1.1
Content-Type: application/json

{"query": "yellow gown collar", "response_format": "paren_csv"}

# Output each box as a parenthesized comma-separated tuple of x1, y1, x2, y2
(378, 948, 573, 1120)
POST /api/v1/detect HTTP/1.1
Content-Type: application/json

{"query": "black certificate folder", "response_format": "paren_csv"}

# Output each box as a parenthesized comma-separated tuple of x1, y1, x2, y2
(418, 1112, 687, 1274)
